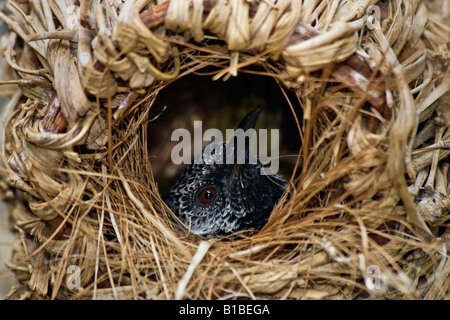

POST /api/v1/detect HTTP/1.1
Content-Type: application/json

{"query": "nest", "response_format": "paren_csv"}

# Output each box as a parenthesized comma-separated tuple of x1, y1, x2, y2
(0, 0, 449, 300)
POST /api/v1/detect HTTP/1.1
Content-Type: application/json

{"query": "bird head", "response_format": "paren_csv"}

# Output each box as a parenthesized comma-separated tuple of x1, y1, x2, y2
(166, 109, 286, 238)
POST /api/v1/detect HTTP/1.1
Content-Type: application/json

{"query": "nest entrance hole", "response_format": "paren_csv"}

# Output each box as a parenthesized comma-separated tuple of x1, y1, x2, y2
(146, 71, 303, 197)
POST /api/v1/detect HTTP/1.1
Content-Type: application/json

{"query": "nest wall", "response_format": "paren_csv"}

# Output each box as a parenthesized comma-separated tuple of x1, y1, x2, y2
(0, 0, 449, 299)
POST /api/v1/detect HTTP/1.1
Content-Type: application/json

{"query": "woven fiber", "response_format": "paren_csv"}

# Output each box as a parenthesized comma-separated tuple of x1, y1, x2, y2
(0, 0, 449, 299)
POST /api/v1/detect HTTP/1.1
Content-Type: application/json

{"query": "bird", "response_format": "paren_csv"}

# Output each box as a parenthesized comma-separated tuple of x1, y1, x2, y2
(165, 109, 287, 238)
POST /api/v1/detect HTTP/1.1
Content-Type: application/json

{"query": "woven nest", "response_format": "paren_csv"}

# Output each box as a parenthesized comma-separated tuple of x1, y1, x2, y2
(0, 0, 449, 300)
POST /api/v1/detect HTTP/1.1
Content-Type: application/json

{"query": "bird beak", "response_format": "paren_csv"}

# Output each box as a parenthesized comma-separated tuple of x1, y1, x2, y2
(228, 108, 260, 182)
(236, 108, 260, 133)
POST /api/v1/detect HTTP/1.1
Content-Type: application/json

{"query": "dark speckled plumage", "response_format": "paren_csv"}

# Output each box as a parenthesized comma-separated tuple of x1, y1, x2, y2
(166, 109, 286, 238)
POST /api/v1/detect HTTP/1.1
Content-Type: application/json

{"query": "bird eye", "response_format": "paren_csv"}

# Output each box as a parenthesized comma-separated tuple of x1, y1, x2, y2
(198, 187, 217, 205)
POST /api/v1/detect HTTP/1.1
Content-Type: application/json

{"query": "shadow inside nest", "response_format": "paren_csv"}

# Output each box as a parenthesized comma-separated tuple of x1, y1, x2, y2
(145, 70, 302, 239)
(147, 71, 302, 198)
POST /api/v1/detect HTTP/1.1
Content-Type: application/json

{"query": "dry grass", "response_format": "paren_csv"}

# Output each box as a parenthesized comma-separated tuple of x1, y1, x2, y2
(0, 0, 449, 299)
